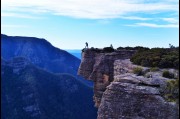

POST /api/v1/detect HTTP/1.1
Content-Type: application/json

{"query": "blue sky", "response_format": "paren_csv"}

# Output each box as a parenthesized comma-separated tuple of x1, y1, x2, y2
(1, 0, 179, 49)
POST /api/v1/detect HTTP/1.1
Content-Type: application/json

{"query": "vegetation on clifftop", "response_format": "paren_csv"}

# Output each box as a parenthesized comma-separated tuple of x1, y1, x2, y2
(82, 46, 179, 70)
(130, 47, 179, 69)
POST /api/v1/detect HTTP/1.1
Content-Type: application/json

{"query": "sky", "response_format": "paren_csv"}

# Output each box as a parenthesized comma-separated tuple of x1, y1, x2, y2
(1, 0, 179, 49)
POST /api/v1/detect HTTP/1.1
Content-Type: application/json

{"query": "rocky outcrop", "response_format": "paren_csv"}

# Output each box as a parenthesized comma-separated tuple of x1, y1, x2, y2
(78, 49, 135, 107)
(98, 74, 178, 119)
(78, 49, 179, 119)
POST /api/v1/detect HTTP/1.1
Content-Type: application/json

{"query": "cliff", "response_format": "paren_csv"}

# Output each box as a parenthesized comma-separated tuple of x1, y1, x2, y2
(78, 48, 179, 119)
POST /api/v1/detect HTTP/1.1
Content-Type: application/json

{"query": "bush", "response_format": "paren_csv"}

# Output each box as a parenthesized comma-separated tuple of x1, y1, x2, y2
(103, 47, 114, 52)
(133, 67, 143, 76)
(141, 60, 149, 66)
(150, 67, 159, 72)
(164, 79, 179, 103)
(130, 47, 179, 69)
(162, 70, 174, 78)
(117, 46, 149, 51)
(174, 59, 179, 69)
(117, 47, 124, 50)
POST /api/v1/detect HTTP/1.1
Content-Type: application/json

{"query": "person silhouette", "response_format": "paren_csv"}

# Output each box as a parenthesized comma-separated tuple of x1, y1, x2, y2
(110, 44, 113, 48)
(85, 42, 88, 48)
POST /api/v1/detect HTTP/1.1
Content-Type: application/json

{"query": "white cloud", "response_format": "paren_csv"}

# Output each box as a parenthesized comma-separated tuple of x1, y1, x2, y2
(1, 12, 42, 19)
(126, 22, 179, 28)
(1, 0, 179, 19)
(2, 24, 29, 28)
(119, 16, 152, 21)
(162, 18, 179, 23)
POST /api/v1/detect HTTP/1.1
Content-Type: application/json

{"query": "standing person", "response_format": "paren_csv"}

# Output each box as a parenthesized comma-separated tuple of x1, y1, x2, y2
(85, 42, 88, 48)
(110, 44, 113, 48)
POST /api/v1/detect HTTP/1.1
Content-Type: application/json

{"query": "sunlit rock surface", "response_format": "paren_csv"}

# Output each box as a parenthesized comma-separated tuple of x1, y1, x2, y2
(78, 48, 178, 119)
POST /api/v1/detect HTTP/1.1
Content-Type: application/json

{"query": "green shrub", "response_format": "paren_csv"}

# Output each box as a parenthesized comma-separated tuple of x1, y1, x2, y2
(150, 67, 159, 72)
(174, 59, 179, 69)
(133, 67, 143, 76)
(103, 47, 114, 52)
(117, 47, 124, 50)
(141, 60, 149, 66)
(117, 46, 149, 51)
(130, 47, 179, 69)
(162, 70, 174, 78)
(164, 79, 179, 103)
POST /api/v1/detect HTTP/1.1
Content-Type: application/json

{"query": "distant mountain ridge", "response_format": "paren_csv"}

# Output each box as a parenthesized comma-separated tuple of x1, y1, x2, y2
(1, 34, 79, 72)
(1, 34, 92, 86)
(1, 57, 97, 119)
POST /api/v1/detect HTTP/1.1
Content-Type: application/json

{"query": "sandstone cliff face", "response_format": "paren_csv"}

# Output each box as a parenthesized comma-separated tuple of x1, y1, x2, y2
(78, 49, 135, 107)
(78, 49, 178, 119)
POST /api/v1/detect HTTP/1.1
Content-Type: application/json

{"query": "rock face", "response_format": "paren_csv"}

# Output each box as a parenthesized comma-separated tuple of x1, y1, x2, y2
(78, 49, 135, 107)
(78, 49, 178, 119)
(98, 74, 178, 119)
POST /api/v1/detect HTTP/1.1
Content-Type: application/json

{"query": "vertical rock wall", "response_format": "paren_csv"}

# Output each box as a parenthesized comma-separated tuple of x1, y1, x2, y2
(78, 49, 135, 107)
